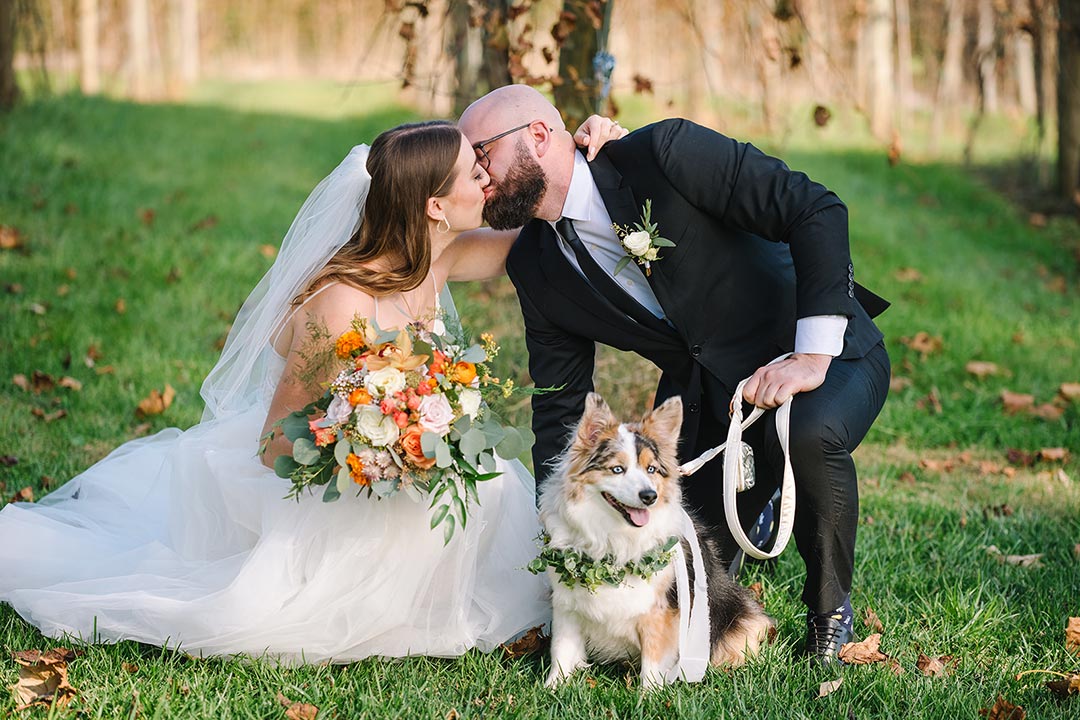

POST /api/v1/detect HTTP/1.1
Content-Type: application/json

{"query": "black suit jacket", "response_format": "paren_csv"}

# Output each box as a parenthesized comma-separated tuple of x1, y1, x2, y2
(506, 119, 887, 486)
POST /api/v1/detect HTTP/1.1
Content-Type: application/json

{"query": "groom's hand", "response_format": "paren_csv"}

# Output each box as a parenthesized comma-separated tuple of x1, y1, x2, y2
(742, 353, 832, 408)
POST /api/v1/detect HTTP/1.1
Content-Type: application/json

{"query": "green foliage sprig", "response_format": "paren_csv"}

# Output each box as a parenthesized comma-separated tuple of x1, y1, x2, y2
(527, 534, 679, 592)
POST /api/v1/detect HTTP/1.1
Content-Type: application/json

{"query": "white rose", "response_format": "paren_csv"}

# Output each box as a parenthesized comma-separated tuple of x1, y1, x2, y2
(623, 230, 652, 257)
(644, 246, 659, 262)
(419, 393, 455, 435)
(325, 394, 353, 425)
(356, 406, 400, 447)
(458, 388, 482, 420)
(364, 366, 406, 398)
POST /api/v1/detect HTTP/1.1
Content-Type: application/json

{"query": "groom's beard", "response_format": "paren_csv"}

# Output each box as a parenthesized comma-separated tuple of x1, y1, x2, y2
(482, 144, 548, 230)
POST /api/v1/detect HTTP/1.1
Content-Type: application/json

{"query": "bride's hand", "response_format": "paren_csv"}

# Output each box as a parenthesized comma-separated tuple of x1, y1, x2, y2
(573, 115, 629, 161)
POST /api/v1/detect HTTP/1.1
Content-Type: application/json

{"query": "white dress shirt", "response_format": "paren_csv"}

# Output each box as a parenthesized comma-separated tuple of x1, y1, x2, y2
(553, 150, 849, 356)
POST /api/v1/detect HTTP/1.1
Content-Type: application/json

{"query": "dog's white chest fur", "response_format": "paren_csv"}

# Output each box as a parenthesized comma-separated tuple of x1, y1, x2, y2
(550, 566, 673, 661)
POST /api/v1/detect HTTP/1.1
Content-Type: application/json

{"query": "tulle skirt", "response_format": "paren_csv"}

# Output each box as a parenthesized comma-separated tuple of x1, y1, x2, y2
(0, 405, 550, 663)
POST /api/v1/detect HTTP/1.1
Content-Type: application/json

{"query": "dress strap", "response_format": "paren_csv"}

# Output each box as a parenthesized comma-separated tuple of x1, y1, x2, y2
(271, 282, 340, 348)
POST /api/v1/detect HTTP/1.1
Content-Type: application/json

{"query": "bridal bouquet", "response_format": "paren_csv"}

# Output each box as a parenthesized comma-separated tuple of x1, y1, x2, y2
(264, 315, 534, 543)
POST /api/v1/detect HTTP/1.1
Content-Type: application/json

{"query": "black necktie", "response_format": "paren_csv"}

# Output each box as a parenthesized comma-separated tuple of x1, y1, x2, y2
(555, 217, 672, 335)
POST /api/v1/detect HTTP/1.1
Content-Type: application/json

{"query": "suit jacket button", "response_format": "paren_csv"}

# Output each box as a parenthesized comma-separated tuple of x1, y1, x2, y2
(690, 344, 702, 357)
(687, 402, 700, 413)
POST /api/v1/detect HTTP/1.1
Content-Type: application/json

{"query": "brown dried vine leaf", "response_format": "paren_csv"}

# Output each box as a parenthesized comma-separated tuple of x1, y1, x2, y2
(11, 647, 80, 710)
(985, 545, 1043, 568)
(1045, 673, 1080, 697)
(136, 385, 176, 418)
(500, 625, 549, 658)
(965, 361, 999, 378)
(1000, 390, 1035, 415)
(916, 653, 958, 677)
(838, 633, 888, 664)
(899, 331, 943, 358)
(979, 695, 1025, 720)
(1067, 617, 1080, 654)
(277, 692, 318, 720)
(863, 607, 884, 633)
(817, 677, 843, 698)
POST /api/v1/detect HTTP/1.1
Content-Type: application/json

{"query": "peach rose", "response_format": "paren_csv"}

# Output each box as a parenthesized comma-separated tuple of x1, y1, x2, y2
(400, 425, 436, 469)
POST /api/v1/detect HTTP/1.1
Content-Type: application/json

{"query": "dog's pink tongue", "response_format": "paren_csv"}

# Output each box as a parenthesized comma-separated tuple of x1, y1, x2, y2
(627, 507, 650, 527)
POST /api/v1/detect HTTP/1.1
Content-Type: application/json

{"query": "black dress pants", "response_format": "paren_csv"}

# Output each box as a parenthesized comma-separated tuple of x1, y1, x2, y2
(680, 341, 891, 613)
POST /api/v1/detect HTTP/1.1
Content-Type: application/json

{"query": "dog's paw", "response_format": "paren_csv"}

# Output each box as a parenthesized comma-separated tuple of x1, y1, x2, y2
(544, 670, 568, 689)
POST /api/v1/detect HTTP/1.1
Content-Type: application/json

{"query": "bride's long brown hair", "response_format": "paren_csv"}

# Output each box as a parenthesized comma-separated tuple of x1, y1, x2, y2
(295, 120, 462, 303)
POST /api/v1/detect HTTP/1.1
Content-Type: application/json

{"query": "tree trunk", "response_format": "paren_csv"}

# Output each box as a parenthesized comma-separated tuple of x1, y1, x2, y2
(179, 0, 198, 86)
(867, 0, 894, 141)
(554, 0, 608, 129)
(1058, 0, 1080, 202)
(930, 0, 966, 152)
(448, 0, 479, 115)
(1032, 0, 1057, 144)
(0, 0, 18, 110)
(895, 0, 913, 130)
(79, 0, 100, 94)
(128, 0, 151, 100)
(1014, 7, 1037, 116)
(976, 0, 998, 113)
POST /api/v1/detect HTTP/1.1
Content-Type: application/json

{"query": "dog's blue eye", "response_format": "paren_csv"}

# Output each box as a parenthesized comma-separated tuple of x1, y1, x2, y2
(611, 466, 624, 474)
(647, 465, 656, 474)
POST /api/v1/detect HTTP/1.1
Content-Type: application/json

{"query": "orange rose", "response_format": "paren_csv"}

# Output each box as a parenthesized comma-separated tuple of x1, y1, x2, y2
(346, 452, 369, 486)
(400, 424, 436, 470)
(313, 427, 337, 447)
(335, 330, 366, 360)
(348, 387, 372, 406)
(448, 361, 476, 385)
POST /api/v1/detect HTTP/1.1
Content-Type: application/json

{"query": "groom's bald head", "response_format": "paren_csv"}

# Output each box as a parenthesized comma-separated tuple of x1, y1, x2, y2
(459, 85, 565, 140)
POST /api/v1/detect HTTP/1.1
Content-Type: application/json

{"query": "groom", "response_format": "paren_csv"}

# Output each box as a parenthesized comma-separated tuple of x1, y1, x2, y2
(458, 85, 890, 666)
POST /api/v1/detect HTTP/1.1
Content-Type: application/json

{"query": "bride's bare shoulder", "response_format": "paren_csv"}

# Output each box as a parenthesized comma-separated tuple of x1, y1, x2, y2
(279, 283, 376, 353)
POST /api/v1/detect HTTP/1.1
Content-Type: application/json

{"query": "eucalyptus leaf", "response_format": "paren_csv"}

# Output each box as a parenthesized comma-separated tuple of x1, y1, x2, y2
(292, 437, 321, 466)
(479, 422, 505, 447)
(322, 480, 341, 503)
(454, 414, 472, 435)
(614, 255, 632, 276)
(282, 412, 313, 442)
(273, 454, 299, 479)
(371, 479, 398, 498)
(458, 344, 487, 363)
(479, 451, 496, 473)
(334, 438, 351, 466)
(653, 237, 676, 247)
(494, 427, 523, 459)
(519, 426, 536, 451)
(403, 482, 423, 502)
(460, 427, 486, 458)
(435, 439, 452, 468)
(336, 465, 352, 495)
(420, 431, 440, 457)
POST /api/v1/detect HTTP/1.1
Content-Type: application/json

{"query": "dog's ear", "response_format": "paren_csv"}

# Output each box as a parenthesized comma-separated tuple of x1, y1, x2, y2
(643, 396, 682, 450)
(576, 392, 616, 444)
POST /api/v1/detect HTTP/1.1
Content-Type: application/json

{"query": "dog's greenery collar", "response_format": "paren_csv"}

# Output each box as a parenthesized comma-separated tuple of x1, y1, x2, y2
(527, 535, 679, 592)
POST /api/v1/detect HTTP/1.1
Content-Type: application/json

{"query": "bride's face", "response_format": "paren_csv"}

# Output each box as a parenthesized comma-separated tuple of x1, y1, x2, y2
(435, 136, 490, 233)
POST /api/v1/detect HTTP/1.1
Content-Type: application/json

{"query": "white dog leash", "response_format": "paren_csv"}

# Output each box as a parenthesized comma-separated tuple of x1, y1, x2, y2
(679, 354, 797, 561)
(665, 509, 710, 683)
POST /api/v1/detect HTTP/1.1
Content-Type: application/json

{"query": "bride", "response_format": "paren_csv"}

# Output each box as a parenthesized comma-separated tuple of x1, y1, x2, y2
(0, 116, 625, 663)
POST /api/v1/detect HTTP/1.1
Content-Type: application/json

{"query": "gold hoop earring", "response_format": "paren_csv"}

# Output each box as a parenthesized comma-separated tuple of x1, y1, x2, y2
(437, 217, 451, 234)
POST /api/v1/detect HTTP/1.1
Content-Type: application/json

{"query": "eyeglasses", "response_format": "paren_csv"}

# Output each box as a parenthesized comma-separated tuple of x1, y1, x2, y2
(471, 122, 533, 170)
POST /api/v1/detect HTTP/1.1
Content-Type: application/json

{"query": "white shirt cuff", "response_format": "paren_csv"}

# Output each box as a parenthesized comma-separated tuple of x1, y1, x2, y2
(794, 315, 848, 356)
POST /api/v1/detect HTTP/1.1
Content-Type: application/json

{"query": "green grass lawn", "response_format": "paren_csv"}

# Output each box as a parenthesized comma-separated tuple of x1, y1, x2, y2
(1, 85, 1078, 718)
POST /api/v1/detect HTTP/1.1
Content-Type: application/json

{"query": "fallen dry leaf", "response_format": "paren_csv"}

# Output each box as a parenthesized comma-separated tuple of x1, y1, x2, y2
(817, 677, 843, 698)
(1067, 617, 1080, 654)
(899, 471, 916, 484)
(584, 676, 598, 689)
(1, 455, 17, 467)
(31, 408, 68, 423)
(136, 385, 176, 418)
(965, 361, 1000, 379)
(28, 302, 46, 315)
(1045, 673, 1080, 697)
(500, 625, 549, 658)
(899, 331, 943, 358)
(748, 581, 764, 605)
(7, 282, 22, 294)
(11, 647, 79, 710)
(9, 487, 34, 504)
(131, 422, 153, 437)
(1074, 544, 1080, 561)
(277, 692, 318, 720)
(983, 504, 1014, 517)
(838, 633, 888, 664)
(985, 545, 1043, 568)
(1038, 447, 1069, 462)
(122, 662, 139, 673)
(259, 244, 277, 259)
(894, 267, 923, 283)
(916, 388, 943, 414)
(65, 267, 77, 280)
(0, 225, 24, 250)
(115, 298, 126, 314)
(191, 215, 219, 231)
(1059, 382, 1080, 402)
(1000, 390, 1035, 415)
(59, 377, 82, 391)
(1031, 403, 1065, 421)
(40, 475, 54, 490)
(889, 375, 912, 392)
(56, 284, 69, 297)
(1028, 212, 1047, 228)
(1006, 448, 1036, 467)
(979, 695, 1025, 720)
(12, 374, 30, 392)
(84, 345, 102, 368)
(916, 653, 958, 677)
(863, 607, 884, 633)
(139, 208, 156, 226)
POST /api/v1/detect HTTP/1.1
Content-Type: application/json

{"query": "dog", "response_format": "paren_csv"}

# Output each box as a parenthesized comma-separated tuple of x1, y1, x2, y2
(536, 393, 774, 688)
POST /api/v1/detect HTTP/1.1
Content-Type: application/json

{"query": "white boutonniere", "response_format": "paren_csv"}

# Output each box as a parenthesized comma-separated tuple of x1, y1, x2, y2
(612, 199, 675, 276)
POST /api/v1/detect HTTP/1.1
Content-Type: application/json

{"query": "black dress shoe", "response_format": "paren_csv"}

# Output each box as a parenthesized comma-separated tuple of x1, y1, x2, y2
(804, 613, 853, 667)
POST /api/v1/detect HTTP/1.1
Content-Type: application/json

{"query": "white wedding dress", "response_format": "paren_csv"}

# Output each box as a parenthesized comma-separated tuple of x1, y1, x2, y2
(0, 146, 550, 664)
